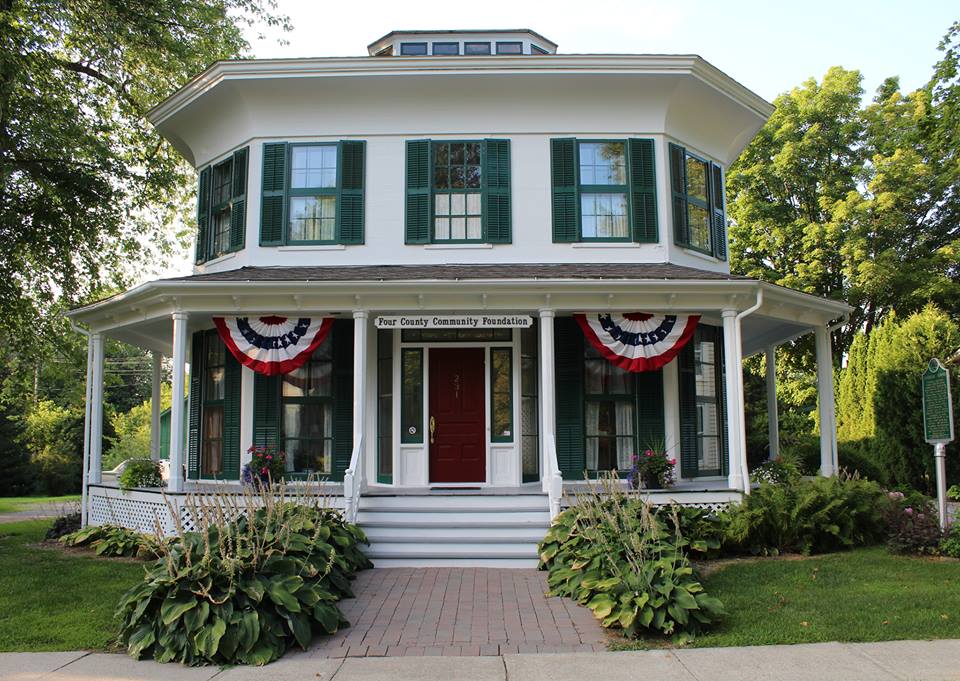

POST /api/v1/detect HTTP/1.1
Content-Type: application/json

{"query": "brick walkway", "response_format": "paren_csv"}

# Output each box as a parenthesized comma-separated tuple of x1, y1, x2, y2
(308, 568, 608, 658)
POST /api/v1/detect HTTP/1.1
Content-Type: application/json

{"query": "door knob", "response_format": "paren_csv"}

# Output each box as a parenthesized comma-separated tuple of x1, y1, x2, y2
(429, 416, 436, 444)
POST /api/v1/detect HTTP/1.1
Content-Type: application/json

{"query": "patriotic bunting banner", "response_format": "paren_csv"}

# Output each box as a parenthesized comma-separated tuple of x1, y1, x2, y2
(575, 312, 700, 373)
(213, 316, 334, 376)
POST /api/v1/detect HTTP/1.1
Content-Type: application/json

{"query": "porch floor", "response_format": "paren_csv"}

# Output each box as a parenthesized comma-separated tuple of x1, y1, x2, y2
(305, 567, 608, 658)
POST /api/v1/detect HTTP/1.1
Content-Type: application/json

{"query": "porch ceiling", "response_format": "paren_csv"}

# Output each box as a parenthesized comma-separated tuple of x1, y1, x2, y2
(65, 264, 852, 354)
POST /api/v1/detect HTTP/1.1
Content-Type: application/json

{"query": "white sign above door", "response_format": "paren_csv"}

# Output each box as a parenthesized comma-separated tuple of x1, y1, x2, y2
(374, 315, 533, 329)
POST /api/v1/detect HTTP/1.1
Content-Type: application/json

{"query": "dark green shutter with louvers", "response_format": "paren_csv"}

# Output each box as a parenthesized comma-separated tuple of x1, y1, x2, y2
(634, 368, 665, 449)
(551, 138, 578, 242)
(253, 373, 281, 449)
(332, 320, 354, 481)
(337, 140, 365, 244)
(260, 142, 287, 245)
(187, 331, 204, 479)
(716, 329, 730, 475)
(195, 168, 211, 263)
(554, 317, 585, 479)
(229, 147, 248, 251)
(222, 350, 241, 479)
(482, 139, 512, 243)
(669, 143, 688, 246)
(405, 140, 431, 244)
(678, 338, 699, 480)
(710, 162, 727, 260)
(628, 138, 658, 243)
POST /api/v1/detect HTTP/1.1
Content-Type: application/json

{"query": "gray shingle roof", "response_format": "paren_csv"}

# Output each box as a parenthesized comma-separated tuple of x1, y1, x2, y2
(166, 263, 748, 283)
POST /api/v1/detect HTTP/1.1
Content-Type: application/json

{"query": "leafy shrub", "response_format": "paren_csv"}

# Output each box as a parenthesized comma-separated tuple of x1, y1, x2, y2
(882, 491, 943, 555)
(118, 458, 163, 490)
(60, 524, 163, 559)
(539, 477, 725, 642)
(664, 505, 726, 559)
(837, 441, 887, 483)
(724, 474, 888, 555)
(939, 524, 960, 558)
(948, 485, 960, 502)
(116, 487, 371, 665)
(45, 511, 81, 539)
(750, 456, 800, 486)
(22, 400, 85, 495)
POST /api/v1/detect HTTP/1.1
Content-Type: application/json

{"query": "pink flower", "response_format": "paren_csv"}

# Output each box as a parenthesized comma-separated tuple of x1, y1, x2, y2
(905, 507, 913, 515)
(668, 459, 676, 466)
(266, 455, 272, 460)
(261, 467, 268, 474)
(645, 449, 654, 456)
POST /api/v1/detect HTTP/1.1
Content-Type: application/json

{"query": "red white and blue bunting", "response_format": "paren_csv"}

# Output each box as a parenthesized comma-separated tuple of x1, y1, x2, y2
(575, 313, 700, 373)
(213, 316, 334, 376)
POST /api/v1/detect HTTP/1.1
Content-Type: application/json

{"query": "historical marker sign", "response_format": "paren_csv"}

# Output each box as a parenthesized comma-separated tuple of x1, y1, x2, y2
(922, 358, 954, 445)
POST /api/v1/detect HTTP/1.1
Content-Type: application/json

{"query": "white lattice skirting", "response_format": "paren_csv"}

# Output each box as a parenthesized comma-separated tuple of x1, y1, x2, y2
(86, 485, 346, 536)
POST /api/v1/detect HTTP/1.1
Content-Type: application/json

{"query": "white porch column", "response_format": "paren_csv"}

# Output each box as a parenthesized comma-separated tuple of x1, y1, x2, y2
(352, 310, 369, 490)
(765, 346, 779, 460)
(815, 324, 838, 476)
(150, 352, 162, 461)
(88, 333, 105, 485)
(169, 312, 189, 493)
(721, 310, 746, 492)
(539, 309, 557, 493)
(80, 334, 95, 525)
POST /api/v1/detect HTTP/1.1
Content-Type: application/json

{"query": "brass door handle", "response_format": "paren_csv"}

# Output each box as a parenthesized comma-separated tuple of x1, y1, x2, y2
(429, 416, 436, 444)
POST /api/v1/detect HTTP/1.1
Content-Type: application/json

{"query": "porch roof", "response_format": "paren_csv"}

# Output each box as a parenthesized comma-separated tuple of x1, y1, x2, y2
(65, 263, 852, 356)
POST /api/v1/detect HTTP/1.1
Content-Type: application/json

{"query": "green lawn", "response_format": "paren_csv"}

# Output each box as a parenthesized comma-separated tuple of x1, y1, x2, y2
(0, 495, 81, 514)
(610, 547, 960, 650)
(0, 520, 144, 651)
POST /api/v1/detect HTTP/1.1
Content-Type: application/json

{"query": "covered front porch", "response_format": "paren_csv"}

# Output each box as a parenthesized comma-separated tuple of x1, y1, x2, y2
(68, 264, 850, 534)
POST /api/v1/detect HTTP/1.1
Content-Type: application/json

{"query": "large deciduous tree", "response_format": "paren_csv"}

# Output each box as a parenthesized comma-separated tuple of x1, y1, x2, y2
(0, 0, 289, 351)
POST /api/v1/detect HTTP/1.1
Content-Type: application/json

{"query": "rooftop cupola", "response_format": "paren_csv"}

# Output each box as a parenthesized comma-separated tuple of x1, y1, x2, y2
(366, 29, 557, 57)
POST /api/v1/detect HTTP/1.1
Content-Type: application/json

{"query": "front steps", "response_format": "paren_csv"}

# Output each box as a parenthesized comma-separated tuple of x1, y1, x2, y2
(357, 493, 550, 568)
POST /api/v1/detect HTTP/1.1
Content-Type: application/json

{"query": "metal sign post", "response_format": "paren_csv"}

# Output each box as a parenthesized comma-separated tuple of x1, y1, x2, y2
(922, 358, 954, 529)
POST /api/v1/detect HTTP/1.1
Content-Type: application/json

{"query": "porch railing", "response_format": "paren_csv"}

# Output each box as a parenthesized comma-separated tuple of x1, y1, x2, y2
(343, 436, 363, 523)
(545, 432, 563, 520)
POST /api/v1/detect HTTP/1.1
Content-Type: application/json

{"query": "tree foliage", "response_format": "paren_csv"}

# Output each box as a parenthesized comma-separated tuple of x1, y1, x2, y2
(0, 0, 289, 350)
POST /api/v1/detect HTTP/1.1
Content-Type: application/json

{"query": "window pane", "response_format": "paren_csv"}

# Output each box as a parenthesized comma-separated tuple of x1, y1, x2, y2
(685, 156, 709, 202)
(400, 42, 427, 55)
(584, 346, 631, 394)
(466, 217, 481, 240)
(687, 203, 711, 251)
(491, 349, 512, 440)
(286, 438, 331, 474)
(432, 42, 458, 55)
(289, 196, 336, 241)
(283, 403, 329, 440)
(578, 142, 626, 185)
(580, 193, 627, 239)
(291, 145, 337, 189)
(466, 192, 481, 214)
(205, 366, 224, 401)
(434, 217, 450, 240)
(401, 349, 423, 443)
(212, 208, 231, 256)
(496, 42, 522, 54)
(435, 193, 450, 216)
(202, 405, 223, 476)
(212, 160, 232, 205)
(464, 41, 491, 55)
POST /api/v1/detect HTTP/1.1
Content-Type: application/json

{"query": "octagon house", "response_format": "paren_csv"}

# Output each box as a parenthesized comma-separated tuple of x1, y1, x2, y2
(67, 29, 850, 567)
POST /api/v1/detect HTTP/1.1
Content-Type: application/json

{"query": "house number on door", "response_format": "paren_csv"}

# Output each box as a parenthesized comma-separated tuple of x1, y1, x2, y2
(453, 373, 460, 399)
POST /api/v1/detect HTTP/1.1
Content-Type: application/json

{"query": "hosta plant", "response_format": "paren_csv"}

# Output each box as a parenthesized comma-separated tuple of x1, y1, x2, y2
(539, 475, 725, 642)
(60, 524, 165, 559)
(116, 484, 371, 665)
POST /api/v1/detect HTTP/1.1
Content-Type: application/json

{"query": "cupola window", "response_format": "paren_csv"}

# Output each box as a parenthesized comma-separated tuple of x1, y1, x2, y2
(464, 41, 491, 55)
(400, 42, 428, 55)
(495, 41, 523, 54)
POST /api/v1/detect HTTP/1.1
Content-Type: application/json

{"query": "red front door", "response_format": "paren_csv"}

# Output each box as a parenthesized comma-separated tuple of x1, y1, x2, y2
(429, 348, 486, 483)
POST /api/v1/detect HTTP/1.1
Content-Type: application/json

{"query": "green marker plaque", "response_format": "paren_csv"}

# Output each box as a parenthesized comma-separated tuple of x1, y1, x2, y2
(922, 358, 954, 445)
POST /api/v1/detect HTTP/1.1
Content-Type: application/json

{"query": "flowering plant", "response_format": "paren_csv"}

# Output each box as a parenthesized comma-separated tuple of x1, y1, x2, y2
(241, 445, 287, 486)
(628, 446, 676, 490)
(882, 490, 943, 554)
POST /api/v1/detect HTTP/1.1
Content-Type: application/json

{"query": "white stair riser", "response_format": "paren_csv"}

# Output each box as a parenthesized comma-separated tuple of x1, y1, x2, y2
(364, 528, 547, 542)
(357, 511, 550, 525)
(361, 495, 548, 511)
(365, 543, 539, 557)
(367, 558, 540, 568)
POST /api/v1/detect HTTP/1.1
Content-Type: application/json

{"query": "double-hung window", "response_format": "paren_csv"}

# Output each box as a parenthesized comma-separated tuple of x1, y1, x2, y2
(550, 138, 657, 244)
(195, 147, 248, 263)
(187, 329, 241, 481)
(404, 139, 511, 244)
(678, 325, 727, 478)
(201, 334, 226, 478)
(583, 343, 635, 472)
(670, 142, 726, 259)
(260, 140, 365, 246)
(281, 337, 334, 475)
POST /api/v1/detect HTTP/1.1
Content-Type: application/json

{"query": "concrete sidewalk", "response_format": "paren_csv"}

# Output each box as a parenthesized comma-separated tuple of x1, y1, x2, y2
(3, 639, 960, 681)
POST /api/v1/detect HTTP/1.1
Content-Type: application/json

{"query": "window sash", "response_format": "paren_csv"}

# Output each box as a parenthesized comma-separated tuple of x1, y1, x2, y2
(400, 348, 423, 443)
(672, 144, 723, 257)
(576, 140, 632, 242)
(208, 158, 234, 258)
(490, 348, 513, 443)
(430, 141, 485, 243)
(286, 143, 339, 244)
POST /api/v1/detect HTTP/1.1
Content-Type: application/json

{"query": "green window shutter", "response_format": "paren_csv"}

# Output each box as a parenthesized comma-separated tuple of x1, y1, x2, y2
(554, 317, 585, 479)
(253, 373, 281, 449)
(337, 140, 365, 245)
(627, 138, 658, 243)
(634, 368, 665, 449)
(716, 328, 730, 475)
(195, 167, 211, 264)
(482, 138, 512, 243)
(229, 147, 248, 251)
(222, 351, 242, 480)
(550, 138, 578, 242)
(260, 142, 287, 246)
(332, 320, 354, 481)
(405, 139, 431, 244)
(669, 143, 688, 246)
(187, 331, 204, 480)
(677, 339, 699, 480)
(710, 162, 727, 260)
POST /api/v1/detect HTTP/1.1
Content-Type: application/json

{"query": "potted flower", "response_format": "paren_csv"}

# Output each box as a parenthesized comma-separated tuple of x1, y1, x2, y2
(628, 447, 676, 490)
(241, 445, 287, 486)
